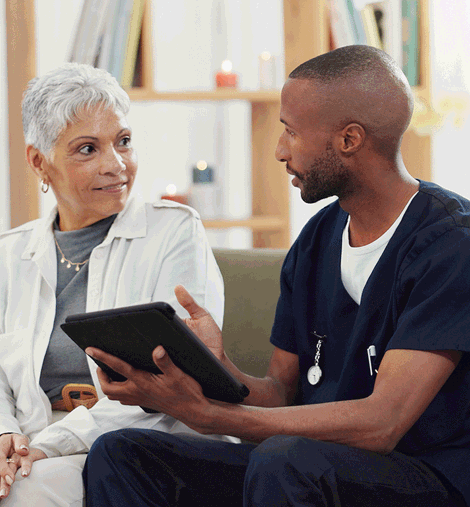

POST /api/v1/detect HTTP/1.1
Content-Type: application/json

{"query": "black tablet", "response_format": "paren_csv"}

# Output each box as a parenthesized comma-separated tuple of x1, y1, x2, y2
(61, 302, 249, 404)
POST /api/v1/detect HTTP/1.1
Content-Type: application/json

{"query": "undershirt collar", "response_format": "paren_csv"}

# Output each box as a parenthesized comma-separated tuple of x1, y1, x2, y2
(341, 192, 418, 304)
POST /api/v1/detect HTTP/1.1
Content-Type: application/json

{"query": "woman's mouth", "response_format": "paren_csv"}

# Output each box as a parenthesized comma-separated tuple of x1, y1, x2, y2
(95, 182, 127, 191)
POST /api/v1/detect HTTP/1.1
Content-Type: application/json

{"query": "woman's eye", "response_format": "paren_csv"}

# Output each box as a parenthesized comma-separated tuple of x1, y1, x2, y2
(79, 144, 95, 155)
(119, 136, 131, 147)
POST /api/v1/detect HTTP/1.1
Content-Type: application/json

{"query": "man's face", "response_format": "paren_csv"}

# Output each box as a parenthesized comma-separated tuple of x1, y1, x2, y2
(275, 78, 351, 204)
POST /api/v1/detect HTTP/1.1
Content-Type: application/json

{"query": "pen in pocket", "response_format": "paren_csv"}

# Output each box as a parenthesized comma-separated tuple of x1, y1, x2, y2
(367, 345, 378, 376)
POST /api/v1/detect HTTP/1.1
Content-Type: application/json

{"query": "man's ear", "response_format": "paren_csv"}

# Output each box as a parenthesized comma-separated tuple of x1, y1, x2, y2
(26, 145, 48, 180)
(338, 123, 366, 156)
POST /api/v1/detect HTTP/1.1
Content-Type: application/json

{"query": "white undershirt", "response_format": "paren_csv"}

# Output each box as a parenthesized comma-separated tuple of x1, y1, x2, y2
(341, 193, 418, 305)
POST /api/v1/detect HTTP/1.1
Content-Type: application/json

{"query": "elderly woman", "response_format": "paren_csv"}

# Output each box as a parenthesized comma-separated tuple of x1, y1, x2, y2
(0, 63, 234, 506)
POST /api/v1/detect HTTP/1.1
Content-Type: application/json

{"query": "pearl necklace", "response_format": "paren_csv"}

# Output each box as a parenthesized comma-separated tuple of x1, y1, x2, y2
(54, 235, 90, 272)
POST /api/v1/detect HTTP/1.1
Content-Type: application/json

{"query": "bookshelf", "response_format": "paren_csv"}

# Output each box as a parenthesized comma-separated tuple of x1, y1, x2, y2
(6, 0, 433, 244)
(128, 0, 290, 248)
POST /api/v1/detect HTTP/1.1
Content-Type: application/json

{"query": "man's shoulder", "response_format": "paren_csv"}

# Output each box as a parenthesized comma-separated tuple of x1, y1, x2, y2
(417, 181, 470, 229)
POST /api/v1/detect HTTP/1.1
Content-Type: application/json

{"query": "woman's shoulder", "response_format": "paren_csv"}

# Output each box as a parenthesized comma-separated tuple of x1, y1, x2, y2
(148, 199, 200, 216)
(144, 199, 201, 227)
(0, 219, 41, 246)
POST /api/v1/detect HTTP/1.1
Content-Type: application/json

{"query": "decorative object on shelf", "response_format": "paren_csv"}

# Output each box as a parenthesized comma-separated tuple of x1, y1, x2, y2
(409, 93, 470, 136)
(259, 51, 277, 90)
(410, 97, 443, 136)
(215, 60, 238, 88)
(161, 184, 189, 205)
(438, 93, 470, 129)
(188, 160, 221, 219)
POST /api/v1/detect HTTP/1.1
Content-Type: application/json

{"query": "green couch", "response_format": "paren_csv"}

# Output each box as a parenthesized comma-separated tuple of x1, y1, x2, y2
(213, 248, 288, 378)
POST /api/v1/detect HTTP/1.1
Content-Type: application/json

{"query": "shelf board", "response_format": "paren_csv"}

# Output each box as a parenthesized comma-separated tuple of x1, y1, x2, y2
(202, 216, 287, 231)
(127, 88, 281, 103)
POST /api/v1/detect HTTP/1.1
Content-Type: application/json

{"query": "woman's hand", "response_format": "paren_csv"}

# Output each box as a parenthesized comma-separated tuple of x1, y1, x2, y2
(0, 433, 47, 499)
(174, 285, 225, 361)
(0, 433, 29, 498)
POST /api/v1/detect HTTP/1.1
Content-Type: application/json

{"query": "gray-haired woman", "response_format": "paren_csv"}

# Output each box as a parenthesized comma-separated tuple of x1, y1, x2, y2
(0, 63, 234, 506)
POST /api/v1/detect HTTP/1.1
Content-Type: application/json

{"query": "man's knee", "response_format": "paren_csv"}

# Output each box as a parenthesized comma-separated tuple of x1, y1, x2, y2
(247, 435, 333, 477)
(244, 436, 339, 506)
(88, 428, 152, 463)
(88, 429, 126, 459)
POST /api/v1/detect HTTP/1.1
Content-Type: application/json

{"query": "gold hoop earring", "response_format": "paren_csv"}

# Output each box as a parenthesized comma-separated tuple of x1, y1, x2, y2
(40, 180, 49, 194)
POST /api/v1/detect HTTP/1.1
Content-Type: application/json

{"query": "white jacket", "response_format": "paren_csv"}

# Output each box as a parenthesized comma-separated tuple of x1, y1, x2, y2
(0, 196, 235, 457)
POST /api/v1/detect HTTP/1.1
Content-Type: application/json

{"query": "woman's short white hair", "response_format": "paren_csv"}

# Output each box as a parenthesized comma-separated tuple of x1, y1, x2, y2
(22, 63, 131, 155)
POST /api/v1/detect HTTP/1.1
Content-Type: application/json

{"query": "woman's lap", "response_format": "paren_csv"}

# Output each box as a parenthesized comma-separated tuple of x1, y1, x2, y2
(3, 454, 86, 507)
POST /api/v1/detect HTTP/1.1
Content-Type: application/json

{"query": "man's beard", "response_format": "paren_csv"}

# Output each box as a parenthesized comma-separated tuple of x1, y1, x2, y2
(289, 145, 351, 204)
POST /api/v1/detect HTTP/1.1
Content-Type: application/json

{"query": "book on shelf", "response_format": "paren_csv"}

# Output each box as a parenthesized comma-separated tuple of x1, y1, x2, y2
(329, 0, 357, 48)
(402, 0, 420, 86)
(121, 0, 146, 88)
(69, 0, 112, 66)
(68, 0, 92, 63)
(109, 0, 136, 82)
(332, 0, 419, 87)
(364, 2, 403, 65)
(69, 0, 146, 87)
(329, 0, 374, 48)
(381, 0, 403, 67)
(360, 4, 383, 49)
(346, 0, 368, 45)
(96, 0, 123, 71)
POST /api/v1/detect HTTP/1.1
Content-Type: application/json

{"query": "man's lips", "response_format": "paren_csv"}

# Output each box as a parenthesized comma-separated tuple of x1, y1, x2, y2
(286, 166, 302, 181)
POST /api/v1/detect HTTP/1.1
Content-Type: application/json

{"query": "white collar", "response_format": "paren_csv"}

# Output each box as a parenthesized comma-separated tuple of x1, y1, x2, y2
(21, 195, 147, 261)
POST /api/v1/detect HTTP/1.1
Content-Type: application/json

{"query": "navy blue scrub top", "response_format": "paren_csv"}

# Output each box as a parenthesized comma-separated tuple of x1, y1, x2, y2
(271, 181, 470, 503)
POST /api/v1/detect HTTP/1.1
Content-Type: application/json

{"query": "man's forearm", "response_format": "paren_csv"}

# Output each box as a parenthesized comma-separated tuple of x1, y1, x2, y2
(218, 353, 292, 408)
(192, 395, 397, 451)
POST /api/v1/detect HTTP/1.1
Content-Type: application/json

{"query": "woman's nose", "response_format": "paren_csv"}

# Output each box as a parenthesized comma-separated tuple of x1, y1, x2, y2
(101, 147, 126, 175)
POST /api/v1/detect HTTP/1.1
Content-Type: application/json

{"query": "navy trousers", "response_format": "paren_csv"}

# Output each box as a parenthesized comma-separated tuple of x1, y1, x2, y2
(83, 429, 465, 507)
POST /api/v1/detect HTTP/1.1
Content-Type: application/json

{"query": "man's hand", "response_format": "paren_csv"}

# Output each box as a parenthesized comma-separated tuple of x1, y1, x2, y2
(86, 346, 214, 433)
(174, 285, 225, 361)
(0, 433, 47, 499)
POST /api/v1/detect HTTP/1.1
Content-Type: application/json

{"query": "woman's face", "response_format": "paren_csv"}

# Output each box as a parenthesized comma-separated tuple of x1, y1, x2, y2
(30, 104, 137, 231)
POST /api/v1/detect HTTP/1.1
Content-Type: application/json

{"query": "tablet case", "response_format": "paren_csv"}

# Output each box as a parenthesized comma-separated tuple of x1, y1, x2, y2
(61, 302, 250, 404)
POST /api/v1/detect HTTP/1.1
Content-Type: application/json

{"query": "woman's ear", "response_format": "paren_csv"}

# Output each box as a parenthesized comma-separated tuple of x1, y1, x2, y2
(26, 145, 48, 180)
(338, 123, 366, 156)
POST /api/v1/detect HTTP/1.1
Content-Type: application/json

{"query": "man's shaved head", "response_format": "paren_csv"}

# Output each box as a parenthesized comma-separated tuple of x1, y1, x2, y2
(288, 45, 414, 159)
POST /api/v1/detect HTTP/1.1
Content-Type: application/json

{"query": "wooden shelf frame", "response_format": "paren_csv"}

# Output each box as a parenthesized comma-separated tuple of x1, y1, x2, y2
(6, 0, 38, 228)
(127, 89, 281, 103)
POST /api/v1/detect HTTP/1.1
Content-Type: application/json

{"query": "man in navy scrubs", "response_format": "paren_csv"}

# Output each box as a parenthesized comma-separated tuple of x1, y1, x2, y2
(83, 46, 470, 506)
